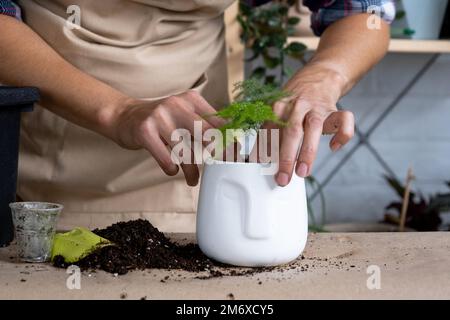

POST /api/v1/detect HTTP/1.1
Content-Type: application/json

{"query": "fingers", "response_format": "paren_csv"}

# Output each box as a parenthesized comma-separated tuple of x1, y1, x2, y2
(137, 103, 201, 186)
(163, 95, 216, 149)
(130, 92, 222, 186)
(248, 123, 274, 163)
(164, 95, 212, 131)
(156, 111, 200, 186)
(180, 159, 200, 186)
(183, 90, 226, 128)
(275, 101, 307, 187)
(275, 102, 354, 186)
(324, 110, 355, 152)
(295, 111, 324, 178)
(294, 110, 354, 178)
(161, 132, 200, 187)
(137, 121, 179, 176)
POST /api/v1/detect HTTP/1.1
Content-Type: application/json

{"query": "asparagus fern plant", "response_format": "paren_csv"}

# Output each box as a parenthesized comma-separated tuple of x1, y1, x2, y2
(214, 79, 288, 139)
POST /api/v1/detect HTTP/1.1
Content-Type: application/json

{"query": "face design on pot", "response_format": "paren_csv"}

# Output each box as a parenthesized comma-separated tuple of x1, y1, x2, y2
(219, 178, 273, 239)
(198, 162, 306, 241)
(196, 162, 308, 266)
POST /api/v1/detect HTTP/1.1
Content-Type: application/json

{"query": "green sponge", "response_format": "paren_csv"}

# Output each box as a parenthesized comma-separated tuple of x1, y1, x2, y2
(51, 227, 111, 263)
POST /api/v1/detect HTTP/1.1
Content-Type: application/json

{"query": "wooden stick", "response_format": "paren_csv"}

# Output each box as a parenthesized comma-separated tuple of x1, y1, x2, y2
(399, 167, 415, 232)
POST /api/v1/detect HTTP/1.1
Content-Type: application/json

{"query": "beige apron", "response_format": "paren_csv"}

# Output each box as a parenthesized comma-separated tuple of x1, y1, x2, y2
(17, 0, 234, 232)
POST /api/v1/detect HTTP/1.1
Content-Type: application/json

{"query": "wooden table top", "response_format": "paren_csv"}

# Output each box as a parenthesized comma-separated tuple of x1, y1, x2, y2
(1, 232, 449, 299)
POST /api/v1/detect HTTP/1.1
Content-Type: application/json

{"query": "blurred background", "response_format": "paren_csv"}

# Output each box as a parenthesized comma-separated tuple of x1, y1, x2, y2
(225, 0, 450, 232)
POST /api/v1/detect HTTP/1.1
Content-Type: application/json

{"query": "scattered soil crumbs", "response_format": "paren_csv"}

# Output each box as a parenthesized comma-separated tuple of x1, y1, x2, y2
(53, 219, 354, 279)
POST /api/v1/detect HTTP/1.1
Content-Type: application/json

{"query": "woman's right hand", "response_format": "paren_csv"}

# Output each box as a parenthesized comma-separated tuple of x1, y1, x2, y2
(111, 90, 224, 186)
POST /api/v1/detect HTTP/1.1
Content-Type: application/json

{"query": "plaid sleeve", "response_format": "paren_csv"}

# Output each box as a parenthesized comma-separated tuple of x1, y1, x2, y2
(304, 0, 396, 36)
(0, 0, 21, 19)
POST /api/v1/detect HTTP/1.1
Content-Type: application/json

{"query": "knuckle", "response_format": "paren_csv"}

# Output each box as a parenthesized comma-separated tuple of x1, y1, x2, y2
(286, 119, 303, 136)
(279, 157, 296, 168)
(165, 95, 183, 106)
(341, 110, 355, 121)
(152, 105, 167, 121)
(135, 121, 156, 147)
(301, 145, 315, 159)
(184, 89, 200, 100)
(137, 120, 154, 138)
(341, 129, 354, 140)
(273, 102, 284, 116)
(305, 112, 324, 129)
(200, 120, 212, 132)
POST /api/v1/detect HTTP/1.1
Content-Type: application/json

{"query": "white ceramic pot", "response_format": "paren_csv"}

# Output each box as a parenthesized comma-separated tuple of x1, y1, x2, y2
(196, 161, 308, 267)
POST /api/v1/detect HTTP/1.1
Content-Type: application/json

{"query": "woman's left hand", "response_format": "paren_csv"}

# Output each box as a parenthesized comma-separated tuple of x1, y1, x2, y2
(274, 65, 355, 187)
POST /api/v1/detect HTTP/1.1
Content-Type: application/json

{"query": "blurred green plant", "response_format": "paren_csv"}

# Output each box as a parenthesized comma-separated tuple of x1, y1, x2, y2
(306, 176, 327, 232)
(237, 0, 306, 86)
(391, 9, 415, 38)
(383, 176, 450, 231)
(232, 78, 290, 105)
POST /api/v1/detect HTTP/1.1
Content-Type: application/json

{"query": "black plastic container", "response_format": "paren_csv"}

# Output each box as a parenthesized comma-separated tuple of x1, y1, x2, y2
(0, 87, 39, 247)
(440, 2, 450, 39)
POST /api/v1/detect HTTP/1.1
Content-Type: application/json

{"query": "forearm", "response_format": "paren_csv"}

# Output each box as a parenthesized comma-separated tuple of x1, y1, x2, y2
(0, 15, 131, 139)
(291, 13, 390, 98)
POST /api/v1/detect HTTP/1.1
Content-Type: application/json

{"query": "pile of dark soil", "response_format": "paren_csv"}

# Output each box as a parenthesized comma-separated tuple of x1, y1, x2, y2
(52, 220, 358, 282)
(53, 219, 216, 275)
